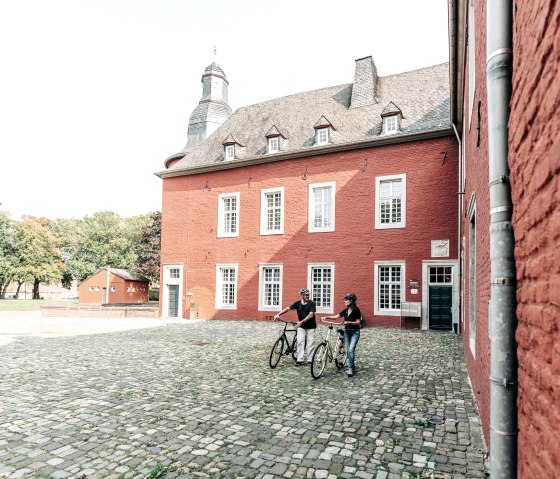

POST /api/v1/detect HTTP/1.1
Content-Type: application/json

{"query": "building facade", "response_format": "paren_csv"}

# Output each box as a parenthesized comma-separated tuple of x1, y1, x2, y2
(450, 0, 560, 476)
(78, 268, 149, 304)
(158, 58, 459, 329)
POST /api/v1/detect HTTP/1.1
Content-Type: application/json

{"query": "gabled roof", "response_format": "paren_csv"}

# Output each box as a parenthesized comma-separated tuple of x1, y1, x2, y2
(222, 134, 244, 146)
(265, 125, 287, 138)
(110, 268, 149, 282)
(381, 101, 403, 117)
(158, 63, 450, 176)
(313, 116, 335, 130)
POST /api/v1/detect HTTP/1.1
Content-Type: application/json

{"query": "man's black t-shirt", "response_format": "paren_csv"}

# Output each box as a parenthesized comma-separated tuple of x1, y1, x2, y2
(339, 306, 362, 330)
(290, 300, 317, 329)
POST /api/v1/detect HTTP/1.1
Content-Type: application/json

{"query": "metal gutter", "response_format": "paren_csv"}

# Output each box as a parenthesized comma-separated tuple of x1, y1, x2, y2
(486, 0, 517, 476)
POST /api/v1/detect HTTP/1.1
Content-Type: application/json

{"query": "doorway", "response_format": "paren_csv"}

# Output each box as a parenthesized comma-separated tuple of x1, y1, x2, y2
(168, 285, 179, 317)
(429, 285, 453, 329)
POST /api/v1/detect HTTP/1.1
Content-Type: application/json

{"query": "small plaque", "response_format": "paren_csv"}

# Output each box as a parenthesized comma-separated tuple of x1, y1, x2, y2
(431, 240, 450, 257)
(411, 288, 418, 294)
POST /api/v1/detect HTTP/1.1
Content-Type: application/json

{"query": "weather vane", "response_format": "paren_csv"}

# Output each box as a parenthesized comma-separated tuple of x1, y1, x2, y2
(213, 45, 217, 61)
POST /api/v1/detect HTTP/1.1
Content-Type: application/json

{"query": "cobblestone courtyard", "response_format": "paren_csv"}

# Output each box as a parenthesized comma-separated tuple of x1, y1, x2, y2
(0, 318, 487, 479)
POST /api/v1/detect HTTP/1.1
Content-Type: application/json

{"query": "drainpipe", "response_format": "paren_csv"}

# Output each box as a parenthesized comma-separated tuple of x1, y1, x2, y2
(487, 0, 517, 477)
(452, 123, 463, 334)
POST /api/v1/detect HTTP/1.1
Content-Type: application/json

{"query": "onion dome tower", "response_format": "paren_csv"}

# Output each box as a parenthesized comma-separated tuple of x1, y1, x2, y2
(185, 61, 232, 150)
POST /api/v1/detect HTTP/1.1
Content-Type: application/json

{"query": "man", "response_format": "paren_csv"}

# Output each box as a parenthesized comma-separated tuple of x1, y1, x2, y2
(274, 288, 317, 365)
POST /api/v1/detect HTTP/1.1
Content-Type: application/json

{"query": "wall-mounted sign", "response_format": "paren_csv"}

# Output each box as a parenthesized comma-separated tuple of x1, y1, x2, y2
(431, 239, 450, 257)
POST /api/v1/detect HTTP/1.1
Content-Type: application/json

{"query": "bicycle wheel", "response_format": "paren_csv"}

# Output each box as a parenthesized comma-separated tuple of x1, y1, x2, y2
(269, 337, 284, 368)
(290, 335, 298, 360)
(334, 339, 347, 369)
(310, 342, 328, 379)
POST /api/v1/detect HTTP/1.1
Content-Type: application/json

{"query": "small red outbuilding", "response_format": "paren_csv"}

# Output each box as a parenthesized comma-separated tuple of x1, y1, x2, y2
(78, 268, 149, 304)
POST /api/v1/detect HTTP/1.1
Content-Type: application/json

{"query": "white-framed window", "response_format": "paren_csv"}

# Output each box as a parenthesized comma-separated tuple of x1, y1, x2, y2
(260, 187, 284, 235)
(268, 136, 279, 154)
(308, 181, 335, 233)
(111, 286, 116, 292)
(383, 115, 399, 134)
(308, 263, 335, 314)
(316, 127, 330, 146)
(169, 268, 180, 279)
(94, 286, 100, 291)
(225, 144, 235, 161)
(217, 192, 240, 237)
(127, 287, 131, 292)
(89, 286, 94, 292)
(375, 174, 406, 229)
(215, 264, 238, 310)
(258, 264, 283, 311)
(374, 261, 405, 316)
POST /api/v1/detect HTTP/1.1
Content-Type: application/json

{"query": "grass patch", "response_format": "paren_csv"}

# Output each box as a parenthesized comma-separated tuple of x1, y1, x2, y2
(0, 299, 78, 312)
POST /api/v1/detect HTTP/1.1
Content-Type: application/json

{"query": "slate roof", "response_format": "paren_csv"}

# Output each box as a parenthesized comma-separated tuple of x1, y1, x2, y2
(109, 268, 149, 282)
(159, 62, 450, 175)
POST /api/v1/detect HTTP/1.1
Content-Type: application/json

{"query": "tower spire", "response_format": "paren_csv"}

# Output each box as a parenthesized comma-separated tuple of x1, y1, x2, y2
(184, 58, 232, 150)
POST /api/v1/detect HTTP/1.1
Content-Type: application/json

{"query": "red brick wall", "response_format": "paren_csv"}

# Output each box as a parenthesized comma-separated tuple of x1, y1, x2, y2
(161, 137, 458, 325)
(460, 0, 491, 445)
(510, 0, 560, 475)
(79, 271, 148, 304)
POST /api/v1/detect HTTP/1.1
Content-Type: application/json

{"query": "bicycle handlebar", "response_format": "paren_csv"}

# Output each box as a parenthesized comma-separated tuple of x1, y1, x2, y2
(271, 318, 298, 325)
(319, 318, 345, 325)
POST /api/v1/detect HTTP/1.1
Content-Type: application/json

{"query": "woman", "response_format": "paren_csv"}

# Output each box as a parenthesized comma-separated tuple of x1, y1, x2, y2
(321, 293, 361, 376)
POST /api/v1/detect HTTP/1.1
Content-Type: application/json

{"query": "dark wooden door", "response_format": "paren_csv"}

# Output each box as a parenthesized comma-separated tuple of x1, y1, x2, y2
(429, 286, 452, 330)
(168, 285, 179, 317)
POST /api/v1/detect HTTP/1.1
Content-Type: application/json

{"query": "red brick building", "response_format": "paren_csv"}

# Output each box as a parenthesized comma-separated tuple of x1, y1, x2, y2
(78, 268, 149, 304)
(450, 0, 560, 476)
(157, 57, 459, 330)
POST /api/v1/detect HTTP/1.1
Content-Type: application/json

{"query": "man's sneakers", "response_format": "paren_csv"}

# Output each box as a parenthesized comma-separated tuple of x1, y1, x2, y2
(347, 368, 354, 377)
(295, 361, 305, 366)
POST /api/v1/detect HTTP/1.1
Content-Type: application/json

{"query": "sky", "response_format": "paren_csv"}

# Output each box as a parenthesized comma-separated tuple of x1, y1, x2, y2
(0, 0, 449, 220)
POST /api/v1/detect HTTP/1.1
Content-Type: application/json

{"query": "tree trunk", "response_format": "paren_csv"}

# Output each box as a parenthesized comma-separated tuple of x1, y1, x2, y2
(33, 278, 40, 299)
(0, 282, 7, 299)
(14, 280, 24, 299)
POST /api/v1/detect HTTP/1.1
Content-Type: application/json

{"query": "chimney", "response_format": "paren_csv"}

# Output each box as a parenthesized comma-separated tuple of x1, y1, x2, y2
(350, 56, 378, 108)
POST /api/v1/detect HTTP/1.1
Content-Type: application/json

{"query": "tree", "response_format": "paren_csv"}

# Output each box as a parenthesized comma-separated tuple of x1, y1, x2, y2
(14, 217, 66, 299)
(0, 211, 18, 299)
(55, 211, 151, 282)
(136, 211, 161, 283)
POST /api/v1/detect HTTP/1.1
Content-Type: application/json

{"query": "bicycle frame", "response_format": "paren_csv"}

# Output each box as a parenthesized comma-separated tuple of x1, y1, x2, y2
(310, 319, 346, 378)
(269, 319, 298, 368)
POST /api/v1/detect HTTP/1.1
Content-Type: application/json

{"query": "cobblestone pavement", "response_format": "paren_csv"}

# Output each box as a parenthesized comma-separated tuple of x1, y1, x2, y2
(0, 319, 487, 479)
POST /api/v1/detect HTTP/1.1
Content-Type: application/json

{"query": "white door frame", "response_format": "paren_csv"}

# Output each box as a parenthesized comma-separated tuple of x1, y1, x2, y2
(162, 264, 183, 318)
(421, 260, 459, 331)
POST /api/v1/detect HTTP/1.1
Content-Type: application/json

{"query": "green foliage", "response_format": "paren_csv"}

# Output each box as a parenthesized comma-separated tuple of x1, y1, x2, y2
(0, 211, 18, 298)
(149, 288, 160, 301)
(136, 211, 161, 283)
(55, 211, 151, 282)
(0, 210, 158, 294)
(14, 217, 66, 298)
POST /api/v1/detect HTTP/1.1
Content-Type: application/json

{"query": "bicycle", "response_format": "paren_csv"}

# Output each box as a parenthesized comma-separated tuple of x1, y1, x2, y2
(269, 319, 298, 368)
(310, 319, 347, 379)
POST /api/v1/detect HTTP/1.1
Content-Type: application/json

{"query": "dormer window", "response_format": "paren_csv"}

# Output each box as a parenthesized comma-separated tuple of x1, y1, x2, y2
(381, 102, 403, 135)
(383, 115, 399, 134)
(225, 144, 235, 160)
(268, 136, 279, 154)
(316, 127, 330, 146)
(313, 116, 334, 146)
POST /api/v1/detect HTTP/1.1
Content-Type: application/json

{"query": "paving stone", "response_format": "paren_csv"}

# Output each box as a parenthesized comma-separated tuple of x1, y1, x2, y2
(0, 320, 486, 478)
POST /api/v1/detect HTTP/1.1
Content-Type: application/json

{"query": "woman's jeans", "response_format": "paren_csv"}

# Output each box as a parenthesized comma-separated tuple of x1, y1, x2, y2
(344, 329, 361, 370)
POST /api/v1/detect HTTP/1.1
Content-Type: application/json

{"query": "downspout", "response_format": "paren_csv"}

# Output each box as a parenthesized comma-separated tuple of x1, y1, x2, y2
(487, 0, 517, 477)
(452, 123, 463, 334)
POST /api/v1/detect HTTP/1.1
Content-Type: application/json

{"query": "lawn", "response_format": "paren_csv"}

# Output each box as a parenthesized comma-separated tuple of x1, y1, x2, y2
(0, 299, 78, 312)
